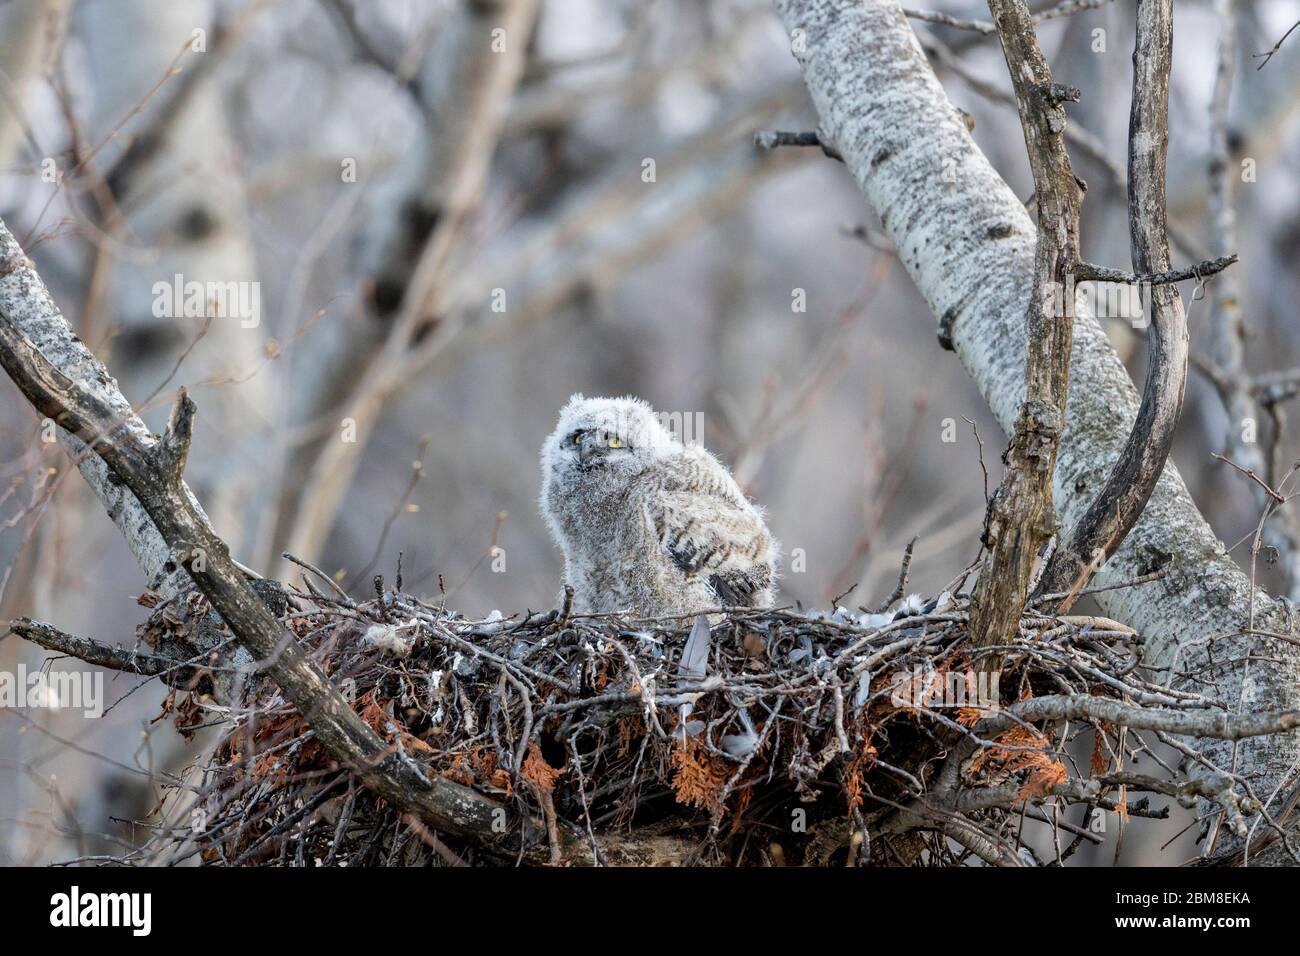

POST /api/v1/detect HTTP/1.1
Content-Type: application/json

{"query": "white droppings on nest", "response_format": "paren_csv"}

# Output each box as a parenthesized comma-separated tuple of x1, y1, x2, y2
(853, 672, 871, 710)
(426, 669, 449, 724)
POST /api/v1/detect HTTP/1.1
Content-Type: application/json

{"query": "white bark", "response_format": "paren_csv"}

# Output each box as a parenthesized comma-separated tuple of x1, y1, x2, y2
(0, 221, 192, 598)
(775, 0, 1300, 858)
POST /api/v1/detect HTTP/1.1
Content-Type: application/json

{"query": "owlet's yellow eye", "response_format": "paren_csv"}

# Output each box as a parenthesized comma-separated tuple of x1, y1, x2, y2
(573, 433, 584, 445)
(608, 437, 623, 449)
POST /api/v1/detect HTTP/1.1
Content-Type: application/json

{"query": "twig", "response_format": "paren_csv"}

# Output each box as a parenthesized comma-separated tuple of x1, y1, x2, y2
(904, 1, 1113, 35)
(986, 695, 1300, 740)
(963, 416, 989, 503)
(281, 551, 352, 603)
(7, 618, 204, 685)
(1253, 19, 1300, 69)
(753, 128, 842, 161)
(1072, 254, 1237, 286)
(873, 537, 918, 613)
(1212, 453, 1286, 504)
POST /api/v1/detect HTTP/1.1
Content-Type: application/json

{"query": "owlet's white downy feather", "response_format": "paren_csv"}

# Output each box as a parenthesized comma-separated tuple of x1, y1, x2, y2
(540, 395, 778, 618)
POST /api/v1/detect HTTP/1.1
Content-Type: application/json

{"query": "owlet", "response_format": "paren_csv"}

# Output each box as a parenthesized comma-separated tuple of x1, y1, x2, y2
(539, 395, 778, 618)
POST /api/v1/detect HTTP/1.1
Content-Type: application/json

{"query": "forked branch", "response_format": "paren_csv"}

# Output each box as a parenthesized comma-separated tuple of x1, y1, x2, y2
(1036, 0, 1189, 609)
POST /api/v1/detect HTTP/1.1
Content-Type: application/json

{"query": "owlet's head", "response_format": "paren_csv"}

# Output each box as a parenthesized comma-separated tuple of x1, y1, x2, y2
(540, 394, 678, 489)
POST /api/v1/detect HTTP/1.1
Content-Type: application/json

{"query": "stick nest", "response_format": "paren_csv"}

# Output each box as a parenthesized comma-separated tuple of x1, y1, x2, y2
(142, 568, 1259, 867)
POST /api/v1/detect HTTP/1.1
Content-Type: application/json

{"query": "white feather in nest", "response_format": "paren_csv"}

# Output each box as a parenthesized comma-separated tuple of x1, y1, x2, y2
(676, 613, 711, 739)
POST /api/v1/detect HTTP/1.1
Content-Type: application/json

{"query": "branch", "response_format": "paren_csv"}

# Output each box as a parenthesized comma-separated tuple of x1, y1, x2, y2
(8, 617, 205, 685)
(1036, 0, 1189, 609)
(1071, 253, 1237, 286)
(154, 386, 196, 479)
(1212, 452, 1286, 504)
(902, 0, 1113, 36)
(988, 695, 1300, 740)
(967, 0, 1080, 650)
(754, 128, 842, 160)
(903, 6, 995, 33)
(1253, 18, 1300, 70)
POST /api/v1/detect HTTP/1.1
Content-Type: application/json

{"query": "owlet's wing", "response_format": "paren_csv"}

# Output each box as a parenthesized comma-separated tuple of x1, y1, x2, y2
(651, 454, 774, 608)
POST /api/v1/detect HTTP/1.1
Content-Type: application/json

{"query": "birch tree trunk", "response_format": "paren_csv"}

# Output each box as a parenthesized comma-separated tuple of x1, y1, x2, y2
(774, 0, 1300, 862)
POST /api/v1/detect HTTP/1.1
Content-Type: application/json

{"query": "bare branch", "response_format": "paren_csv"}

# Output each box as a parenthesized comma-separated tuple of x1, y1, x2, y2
(1072, 253, 1237, 286)
(902, 0, 1112, 36)
(968, 0, 1081, 650)
(1253, 18, 1300, 70)
(8, 617, 205, 685)
(1212, 452, 1286, 504)
(1036, 0, 1189, 609)
(989, 694, 1300, 740)
(153, 386, 196, 480)
(903, 6, 996, 34)
(754, 128, 842, 160)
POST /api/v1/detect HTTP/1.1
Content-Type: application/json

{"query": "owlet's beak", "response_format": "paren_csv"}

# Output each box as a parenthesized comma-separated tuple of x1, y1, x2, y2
(579, 436, 604, 465)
